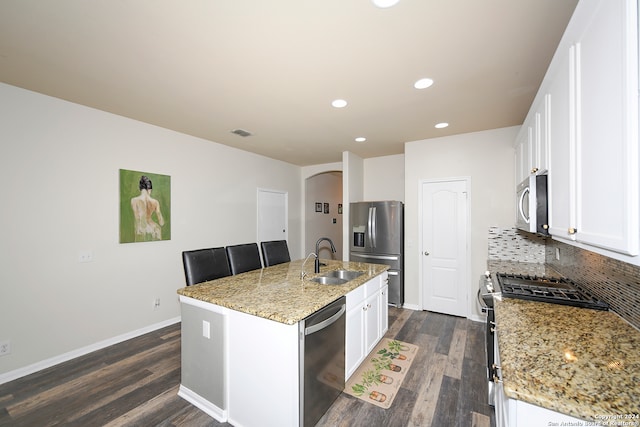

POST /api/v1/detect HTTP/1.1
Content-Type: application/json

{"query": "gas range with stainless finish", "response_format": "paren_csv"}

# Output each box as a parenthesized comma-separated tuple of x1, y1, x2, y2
(496, 273, 609, 310)
(477, 271, 609, 406)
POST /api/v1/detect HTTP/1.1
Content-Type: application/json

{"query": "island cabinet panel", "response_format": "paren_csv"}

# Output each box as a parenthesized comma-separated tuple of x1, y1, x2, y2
(227, 309, 300, 427)
(345, 272, 388, 380)
(178, 297, 228, 422)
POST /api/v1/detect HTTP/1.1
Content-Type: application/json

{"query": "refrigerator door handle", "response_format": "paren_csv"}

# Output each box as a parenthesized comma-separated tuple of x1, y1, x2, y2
(350, 253, 399, 261)
(371, 206, 377, 248)
(367, 207, 373, 247)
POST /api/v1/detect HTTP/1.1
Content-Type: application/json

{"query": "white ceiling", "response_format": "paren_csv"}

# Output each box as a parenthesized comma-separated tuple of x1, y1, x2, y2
(0, 0, 578, 166)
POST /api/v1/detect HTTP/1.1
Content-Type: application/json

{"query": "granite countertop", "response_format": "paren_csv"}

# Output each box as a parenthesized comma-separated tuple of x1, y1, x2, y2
(494, 297, 640, 422)
(177, 259, 388, 325)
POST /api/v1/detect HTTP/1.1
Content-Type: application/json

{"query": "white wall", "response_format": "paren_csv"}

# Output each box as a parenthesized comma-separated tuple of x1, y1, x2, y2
(342, 152, 364, 261)
(404, 127, 517, 316)
(0, 83, 302, 377)
(363, 154, 405, 202)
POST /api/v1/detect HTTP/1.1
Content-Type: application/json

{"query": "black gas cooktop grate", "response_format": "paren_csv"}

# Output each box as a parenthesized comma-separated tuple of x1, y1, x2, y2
(496, 273, 609, 310)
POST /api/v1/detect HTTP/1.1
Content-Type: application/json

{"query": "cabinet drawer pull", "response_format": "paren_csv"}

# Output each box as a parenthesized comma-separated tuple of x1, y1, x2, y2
(568, 227, 577, 234)
(492, 374, 503, 384)
(531, 167, 539, 174)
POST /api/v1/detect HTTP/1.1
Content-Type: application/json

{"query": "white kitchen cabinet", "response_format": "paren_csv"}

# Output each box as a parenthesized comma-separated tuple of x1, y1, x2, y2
(514, 127, 531, 185)
(380, 283, 389, 335)
(573, 0, 639, 255)
(345, 286, 366, 380)
(364, 288, 381, 355)
(515, 96, 550, 185)
(534, 96, 550, 176)
(345, 271, 389, 380)
(547, 45, 576, 240)
(544, 0, 639, 256)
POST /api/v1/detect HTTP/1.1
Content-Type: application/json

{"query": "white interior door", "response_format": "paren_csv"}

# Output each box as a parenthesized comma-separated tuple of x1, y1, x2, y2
(257, 189, 288, 244)
(421, 179, 469, 317)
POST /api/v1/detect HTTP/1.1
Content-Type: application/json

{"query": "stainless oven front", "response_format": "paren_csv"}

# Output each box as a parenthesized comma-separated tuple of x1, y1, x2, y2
(478, 274, 497, 406)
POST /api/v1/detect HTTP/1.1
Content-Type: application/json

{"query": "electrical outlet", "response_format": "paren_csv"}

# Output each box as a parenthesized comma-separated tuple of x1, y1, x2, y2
(78, 250, 94, 263)
(202, 320, 210, 339)
(0, 340, 11, 356)
(555, 247, 561, 261)
(153, 298, 160, 310)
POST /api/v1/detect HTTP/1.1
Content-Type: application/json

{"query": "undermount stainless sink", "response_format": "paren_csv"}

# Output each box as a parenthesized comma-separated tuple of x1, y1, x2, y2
(310, 276, 348, 285)
(323, 270, 364, 281)
(309, 270, 364, 285)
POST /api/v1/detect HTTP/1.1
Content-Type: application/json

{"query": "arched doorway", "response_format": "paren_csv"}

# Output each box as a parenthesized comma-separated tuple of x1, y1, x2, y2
(304, 171, 343, 259)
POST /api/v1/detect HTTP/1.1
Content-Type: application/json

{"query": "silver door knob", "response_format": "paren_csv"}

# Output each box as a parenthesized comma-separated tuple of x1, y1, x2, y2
(424, 251, 430, 256)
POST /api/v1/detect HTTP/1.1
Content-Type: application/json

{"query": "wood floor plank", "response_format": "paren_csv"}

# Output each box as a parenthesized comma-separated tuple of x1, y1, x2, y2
(472, 411, 491, 427)
(384, 306, 412, 339)
(65, 351, 182, 423)
(102, 385, 188, 427)
(444, 327, 468, 379)
(431, 375, 461, 427)
(400, 332, 438, 393)
(394, 310, 429, 343)
(6, 337, 180, 418)
(408, 353, 448, 427)
(70, 367, 182, 426)
(374, 387, 418, 427)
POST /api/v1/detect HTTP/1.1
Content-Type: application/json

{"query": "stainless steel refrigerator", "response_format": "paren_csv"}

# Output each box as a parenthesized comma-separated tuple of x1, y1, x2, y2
(349, 201, 404, 306)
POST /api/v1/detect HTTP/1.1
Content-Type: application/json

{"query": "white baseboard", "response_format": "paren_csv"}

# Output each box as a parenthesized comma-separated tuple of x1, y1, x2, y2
(400, 303, 421, 311)
(468, 313, 487, 323)
(398, 303, 487, 323)
(178, 385, 227, 422)
(0, 316, 181, 386)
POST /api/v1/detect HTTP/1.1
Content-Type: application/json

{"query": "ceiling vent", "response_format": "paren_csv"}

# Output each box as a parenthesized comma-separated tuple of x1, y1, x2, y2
(231, 128, 253, 137)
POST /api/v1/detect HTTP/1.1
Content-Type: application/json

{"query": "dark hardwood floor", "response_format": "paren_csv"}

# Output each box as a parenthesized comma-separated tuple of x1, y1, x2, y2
(0, 308, 494, 427)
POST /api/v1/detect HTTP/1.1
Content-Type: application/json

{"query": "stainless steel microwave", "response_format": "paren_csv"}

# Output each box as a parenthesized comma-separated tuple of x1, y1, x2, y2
(516, 174, 549, 235)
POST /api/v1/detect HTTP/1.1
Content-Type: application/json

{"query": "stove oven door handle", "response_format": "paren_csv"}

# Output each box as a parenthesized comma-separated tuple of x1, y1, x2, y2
(477, 289, 489, 313)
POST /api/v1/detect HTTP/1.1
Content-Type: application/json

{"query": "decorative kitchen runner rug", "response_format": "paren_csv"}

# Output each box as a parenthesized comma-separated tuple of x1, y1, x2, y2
(344, 339, 419, 409)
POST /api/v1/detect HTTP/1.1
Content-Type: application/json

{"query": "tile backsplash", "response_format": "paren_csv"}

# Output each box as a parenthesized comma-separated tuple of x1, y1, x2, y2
(488, 226, 547, 263)
(546, 240, 640, 330)
(488, 227, 640, 330)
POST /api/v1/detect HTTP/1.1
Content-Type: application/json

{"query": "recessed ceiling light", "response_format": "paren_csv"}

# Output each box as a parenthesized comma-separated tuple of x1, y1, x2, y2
(355, 137, 367, 142)
(414, 78, 434, 89)
(331, 99, 348, 108)
(435, 122, 449, 129)
(372, 0, 400, 8)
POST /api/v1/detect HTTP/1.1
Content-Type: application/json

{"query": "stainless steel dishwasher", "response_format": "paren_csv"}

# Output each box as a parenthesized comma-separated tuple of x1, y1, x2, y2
(299, 296, 346, 427)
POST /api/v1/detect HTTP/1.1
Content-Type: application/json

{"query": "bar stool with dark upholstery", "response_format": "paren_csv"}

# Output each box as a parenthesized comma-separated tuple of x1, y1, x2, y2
(260, 240, 291, 267)
(225, 243, 263, 275)
(182, 247, 232, 286)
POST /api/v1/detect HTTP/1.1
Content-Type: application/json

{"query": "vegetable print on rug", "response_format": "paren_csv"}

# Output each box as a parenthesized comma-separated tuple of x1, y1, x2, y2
(344, 339, 419, 409)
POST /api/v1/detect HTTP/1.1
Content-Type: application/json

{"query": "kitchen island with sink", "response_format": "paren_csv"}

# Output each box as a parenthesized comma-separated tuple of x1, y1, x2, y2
(176, 259, 389, 427)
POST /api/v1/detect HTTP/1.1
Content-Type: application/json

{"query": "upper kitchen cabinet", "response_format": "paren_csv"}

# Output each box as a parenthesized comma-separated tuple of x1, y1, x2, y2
(514, 96, 550, 185)
(574, 0, 639, 256)
(547, 45, 577, 242)
(543, 0, 639, 257)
